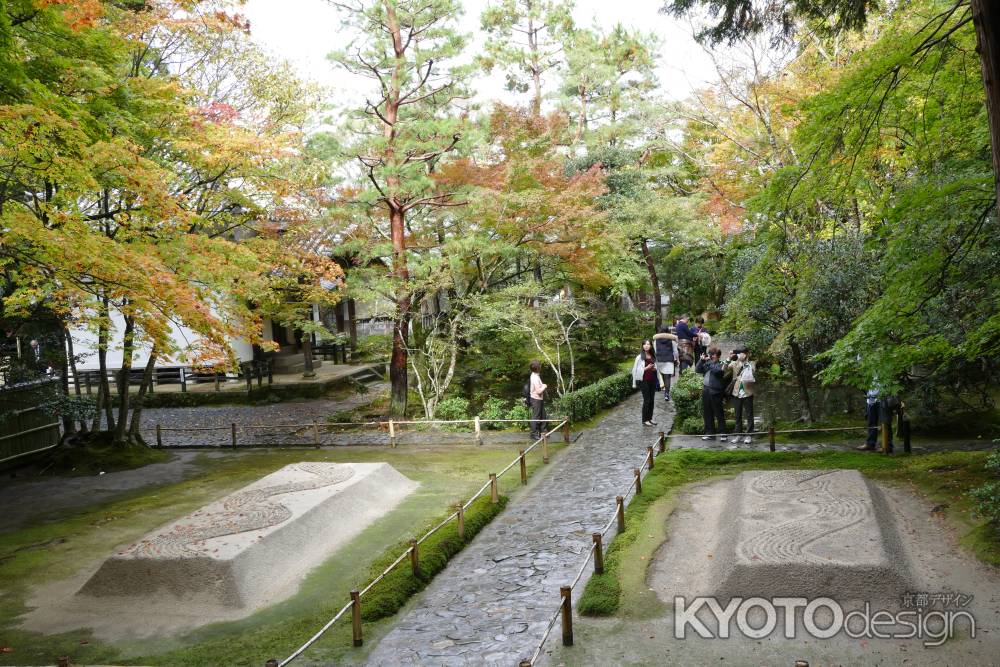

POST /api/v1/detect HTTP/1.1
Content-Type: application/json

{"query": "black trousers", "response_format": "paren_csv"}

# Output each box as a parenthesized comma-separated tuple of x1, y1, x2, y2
(733, 395, 754, 434)
(639, 380, 656, 423)
(702, 388, 726, 435)
(530, 398, 546, 439)
(865, 400, 893, 448)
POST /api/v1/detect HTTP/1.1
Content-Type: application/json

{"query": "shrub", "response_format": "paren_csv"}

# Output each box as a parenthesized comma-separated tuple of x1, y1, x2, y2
(971, 449, 1000, 527)
(552, 370, 635, 423)
(434, 396, 470, 422)
(680, 415, 704, 434)
(505, 403, 531, 430)
(672, 370, 704, 425)
(478, 397, 509, 430)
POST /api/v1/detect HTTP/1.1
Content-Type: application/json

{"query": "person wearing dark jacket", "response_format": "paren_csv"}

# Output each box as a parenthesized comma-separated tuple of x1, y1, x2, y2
(695, 347, 728, 441)
(652, 327, 678, 400)
(675, 316, 697, 372)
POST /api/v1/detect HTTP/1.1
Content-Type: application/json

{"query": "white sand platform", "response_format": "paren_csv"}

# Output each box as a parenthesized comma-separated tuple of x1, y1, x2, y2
(78, 462, 417, 608)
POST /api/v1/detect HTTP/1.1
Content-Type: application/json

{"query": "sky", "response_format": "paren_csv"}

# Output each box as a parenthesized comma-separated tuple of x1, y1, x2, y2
(239, 0, 723, 111)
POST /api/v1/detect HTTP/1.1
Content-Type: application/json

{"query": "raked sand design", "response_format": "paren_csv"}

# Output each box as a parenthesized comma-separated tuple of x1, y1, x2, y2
(78, 462, 415, 607)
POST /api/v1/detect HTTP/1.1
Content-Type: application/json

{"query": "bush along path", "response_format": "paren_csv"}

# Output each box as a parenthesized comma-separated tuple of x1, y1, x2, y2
(363, 390, 667, 665)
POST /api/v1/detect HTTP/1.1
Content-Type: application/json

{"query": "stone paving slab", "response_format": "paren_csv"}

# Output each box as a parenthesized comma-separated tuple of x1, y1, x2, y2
(364, 391, 668, 666)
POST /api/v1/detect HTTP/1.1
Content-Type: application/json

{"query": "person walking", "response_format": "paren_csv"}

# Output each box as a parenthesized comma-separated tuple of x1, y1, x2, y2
(528, 360, 548, 441)
(652, 326, 678, 400)
(696, 347, 727, 441)
(631, 340, 660, 426)
(729, 347, 756, 444)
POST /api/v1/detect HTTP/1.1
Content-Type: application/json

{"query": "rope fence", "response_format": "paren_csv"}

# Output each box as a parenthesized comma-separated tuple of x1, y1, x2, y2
(518, 415, 913, 666)
(271, 419, 570, 667)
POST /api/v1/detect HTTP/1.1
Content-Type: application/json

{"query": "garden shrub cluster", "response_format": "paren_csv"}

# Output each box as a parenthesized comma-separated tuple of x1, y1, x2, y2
(671, 371, 704, 431)
(357, 494, 508, 621)
(428, 396, 533, 430)
(551, 370, 635, 423)
(971, 449, 1000, 528)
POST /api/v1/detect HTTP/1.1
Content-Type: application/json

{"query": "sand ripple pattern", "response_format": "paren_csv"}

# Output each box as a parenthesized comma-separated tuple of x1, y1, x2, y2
(127, 463, 354, 558)
(738, 470, 871, 565)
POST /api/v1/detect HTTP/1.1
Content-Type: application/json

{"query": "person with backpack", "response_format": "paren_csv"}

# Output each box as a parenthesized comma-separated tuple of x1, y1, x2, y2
(652, 326, 679, 400)
(728, 347, 756, 444)
(526, 360, 548, 441)
(631, 340, 661, 426)
(675, 315, 697, 372)
(696, 346, 728, 441)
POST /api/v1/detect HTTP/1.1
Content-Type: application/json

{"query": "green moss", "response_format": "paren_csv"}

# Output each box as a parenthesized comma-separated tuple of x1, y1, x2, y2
(578, 448, 999, 617)
(43, 433, 170, 475)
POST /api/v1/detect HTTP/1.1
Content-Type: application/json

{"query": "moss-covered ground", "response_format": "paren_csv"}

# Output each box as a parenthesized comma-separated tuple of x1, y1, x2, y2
(0, 442, 560, 666)
(578, 448, 1000, 618)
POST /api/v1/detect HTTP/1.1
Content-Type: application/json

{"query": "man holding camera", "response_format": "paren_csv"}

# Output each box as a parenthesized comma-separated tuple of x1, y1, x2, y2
(696, 346, 728, 441)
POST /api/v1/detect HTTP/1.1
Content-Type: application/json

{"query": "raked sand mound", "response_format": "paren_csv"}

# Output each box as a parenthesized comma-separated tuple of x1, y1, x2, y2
(20, 462, 417, 639)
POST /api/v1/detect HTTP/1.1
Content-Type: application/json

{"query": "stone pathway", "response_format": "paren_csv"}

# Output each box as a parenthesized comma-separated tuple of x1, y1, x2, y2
(364, 391, 669, 666)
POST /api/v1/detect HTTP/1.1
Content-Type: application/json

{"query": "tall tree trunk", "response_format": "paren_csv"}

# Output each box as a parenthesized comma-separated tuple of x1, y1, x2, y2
(54, 324, 75, 436)
(389, 203, 410, 417)
(113, 314, 135, 444)
(640, 239, 662, 330)
(788, 339, 815, 423)
(347, 298, 358, 350)
(972, 0, 1000, 210)
(97, 297, 115, 432)
(65, 325, 87, 434)
(129, 346, 157, 440)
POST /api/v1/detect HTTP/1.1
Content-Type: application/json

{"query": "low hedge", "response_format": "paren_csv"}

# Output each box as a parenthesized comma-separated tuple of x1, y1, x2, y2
(672, 370, 704, 428)
(358, 494, 508, 621)
(553, 371, 636, 423)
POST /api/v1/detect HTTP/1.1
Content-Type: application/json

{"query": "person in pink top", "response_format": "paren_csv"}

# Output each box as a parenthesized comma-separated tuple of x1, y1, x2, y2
(528, 360, 548, 440)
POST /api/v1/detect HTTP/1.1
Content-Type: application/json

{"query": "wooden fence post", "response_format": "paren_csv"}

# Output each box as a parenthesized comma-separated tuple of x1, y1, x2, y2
(57, 657, 68, 667)
(646, 446, 654, 470)
(265, 660, 278, 667)
(768, 426, 776, 452)
(474, 416, 482, 446)
(388, 419, 396, 448)
(616, 495, 625, 534)
(350, 589, 363, 647)
(542, 434, 549, 464)
(592, 533, 604, 575)
(490, 473, 499, 504)
(562, 420, 571, 444)
(410, 539, 420, 577)
(457, 503, 465, 540)
(658, 431, 666, 454)
(313, 422, 321, 447)
(231, 423, 237, 448)
(519, 449, 527, 485)
(633, 468, 642, 494)
(214, 372, 220, 392)
(560, 586, 573, 646)
(156, 424, 162, 448)
(881, 422, 890, 455)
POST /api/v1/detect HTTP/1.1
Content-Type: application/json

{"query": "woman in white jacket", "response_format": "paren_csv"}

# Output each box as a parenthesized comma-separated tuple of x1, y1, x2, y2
(631, 340, 661, 426)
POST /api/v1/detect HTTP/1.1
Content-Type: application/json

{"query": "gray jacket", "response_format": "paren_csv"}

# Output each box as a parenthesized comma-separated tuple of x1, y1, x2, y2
(695, 358, 726, 394)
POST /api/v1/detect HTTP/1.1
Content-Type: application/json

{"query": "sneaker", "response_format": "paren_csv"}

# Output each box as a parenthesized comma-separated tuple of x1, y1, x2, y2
(743, 436, 751, 444)
(663, 395, 670, 401)
(650, 420, 658, 426)
(643, 421, 653, 427)
(701, 435, 714, 441)
(720, 435, 728, 442)
(855, 444, 876, 451)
